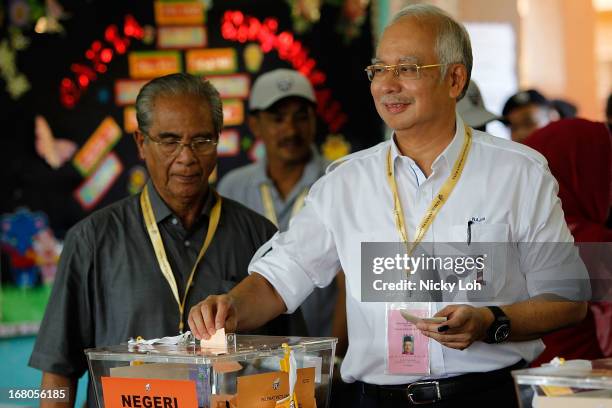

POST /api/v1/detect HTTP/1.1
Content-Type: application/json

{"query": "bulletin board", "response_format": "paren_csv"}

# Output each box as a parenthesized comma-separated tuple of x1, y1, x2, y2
(0, 0, 382, 335)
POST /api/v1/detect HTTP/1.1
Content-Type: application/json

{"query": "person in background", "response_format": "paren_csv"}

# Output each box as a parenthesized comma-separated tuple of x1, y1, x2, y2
(606, 93, 612, 132)
(456, 79, 499, 132)
(525, 118, 612, 363)
(502, 89, 559, 143)
(29, 73, 283, 408)
(551, 99, 578, 119)
(217, 68, 343, 340)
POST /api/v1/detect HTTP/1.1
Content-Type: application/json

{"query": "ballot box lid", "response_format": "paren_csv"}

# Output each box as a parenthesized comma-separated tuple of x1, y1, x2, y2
(85, 335, 337, 365)
(512, 358, 612, 390)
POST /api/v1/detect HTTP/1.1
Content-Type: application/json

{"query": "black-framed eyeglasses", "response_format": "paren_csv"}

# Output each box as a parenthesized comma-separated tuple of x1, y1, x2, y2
(145, 133, 218, 156)
(364, 63, 446, 82)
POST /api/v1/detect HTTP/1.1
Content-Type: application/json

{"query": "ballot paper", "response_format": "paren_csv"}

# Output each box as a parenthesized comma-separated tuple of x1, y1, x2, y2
(399, 309, 447, 324)
(200, 328, 228, 354)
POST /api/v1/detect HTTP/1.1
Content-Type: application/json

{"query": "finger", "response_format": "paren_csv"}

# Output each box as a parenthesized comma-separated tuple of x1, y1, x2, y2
(416, 321, 446, 333)
(420, 330, 471, 345)
(225, 312, 238, 333)
(214, 298, 231, 331)
(440, 306, 472, 329)
(434, 305, 458, 318)
(188, 303, 208, 340)
(438, 341, 471, 351)
(200, 299, 217, 338)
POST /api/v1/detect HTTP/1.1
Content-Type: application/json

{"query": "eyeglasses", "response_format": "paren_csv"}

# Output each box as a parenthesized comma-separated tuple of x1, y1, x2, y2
(145, 134, 218, 156)
(364, 63, 446, 82)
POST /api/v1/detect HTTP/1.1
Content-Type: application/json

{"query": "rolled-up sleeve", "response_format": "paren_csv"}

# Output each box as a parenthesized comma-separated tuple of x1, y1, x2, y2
(248, 180, 340, 314)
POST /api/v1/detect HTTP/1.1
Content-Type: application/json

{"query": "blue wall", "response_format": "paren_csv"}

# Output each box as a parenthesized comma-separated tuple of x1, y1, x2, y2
(0, 336, 87, 407)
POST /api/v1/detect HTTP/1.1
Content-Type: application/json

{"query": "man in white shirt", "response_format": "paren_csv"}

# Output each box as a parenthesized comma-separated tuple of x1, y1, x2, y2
(188, 4, 589, 407)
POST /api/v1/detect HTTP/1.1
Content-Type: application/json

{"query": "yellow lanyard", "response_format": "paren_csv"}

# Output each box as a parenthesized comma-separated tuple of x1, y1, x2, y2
(259, 184, 308, 227)
(386, 125, 472, 256)
(140, 184, 222, 332)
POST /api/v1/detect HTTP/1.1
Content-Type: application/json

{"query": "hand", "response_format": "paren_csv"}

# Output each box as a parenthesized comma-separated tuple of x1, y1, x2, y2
(188, 294, 238, 340)
(415, 305, 493, 350)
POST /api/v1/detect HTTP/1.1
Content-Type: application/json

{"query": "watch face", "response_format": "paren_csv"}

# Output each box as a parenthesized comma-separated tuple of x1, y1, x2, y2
(494, 324, 511, 342)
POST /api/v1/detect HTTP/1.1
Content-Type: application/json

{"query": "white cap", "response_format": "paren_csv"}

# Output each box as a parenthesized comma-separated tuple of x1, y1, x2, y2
(249, 68, 316, 111)
(457, 80, 499, 128)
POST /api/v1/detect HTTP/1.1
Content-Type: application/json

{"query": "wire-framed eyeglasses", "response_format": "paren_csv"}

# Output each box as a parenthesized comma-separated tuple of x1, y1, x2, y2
(145, 133, 218, 156)
(364, 63, 446, 82)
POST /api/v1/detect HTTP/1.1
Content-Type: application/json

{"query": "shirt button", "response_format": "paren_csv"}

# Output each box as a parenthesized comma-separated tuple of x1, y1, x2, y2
(184, 241, 190, 247)
(172, 218, 178, 225)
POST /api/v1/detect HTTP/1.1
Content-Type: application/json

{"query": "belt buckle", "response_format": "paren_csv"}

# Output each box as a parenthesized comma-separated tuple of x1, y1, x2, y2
(406, 380, 441, 405)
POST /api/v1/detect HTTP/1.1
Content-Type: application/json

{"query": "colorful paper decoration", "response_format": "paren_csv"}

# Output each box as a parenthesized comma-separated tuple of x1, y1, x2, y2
(218, 129, 240, 157)
(114, 79, 148, 106)
(127, 165, 147, 195)
(60, 15, 144, 109)
(123, 106, 138, 133)
(157, 26, 207, 49)
(154, 1, 205, 26)
(128, 51, 182, 79)
(72, 117, 122, 177)
(185, 48, 237, 75)
(207, 74, 250, 99)
(1, 208, 60, 288)
(222, 99, 244, 127)
(34, 115, 77, 169)
(73, 152, 123, 211)
(321, 134, 351, 161)
(241, 136, 253, 152)
(243, 43, 264, 73)
(221, 11, 348, 132)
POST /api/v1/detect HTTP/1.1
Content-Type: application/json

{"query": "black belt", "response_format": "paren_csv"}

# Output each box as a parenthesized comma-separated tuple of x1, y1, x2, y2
(359, 360, 526, 405)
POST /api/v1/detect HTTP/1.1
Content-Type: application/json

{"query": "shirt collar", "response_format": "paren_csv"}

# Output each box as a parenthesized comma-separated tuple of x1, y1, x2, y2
(389, 113, 467, 174)
(146, 179, 214, 224)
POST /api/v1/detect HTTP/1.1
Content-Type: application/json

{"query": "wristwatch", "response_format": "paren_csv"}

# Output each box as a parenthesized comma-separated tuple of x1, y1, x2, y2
(484, 306, 511, 343)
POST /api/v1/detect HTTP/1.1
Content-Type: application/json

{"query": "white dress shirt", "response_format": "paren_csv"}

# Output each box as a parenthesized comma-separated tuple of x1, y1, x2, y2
(249, 114, 590, 385)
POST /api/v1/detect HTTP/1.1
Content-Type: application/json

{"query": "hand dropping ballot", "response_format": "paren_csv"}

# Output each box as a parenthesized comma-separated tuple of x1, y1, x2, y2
(399, 309, 447, 325)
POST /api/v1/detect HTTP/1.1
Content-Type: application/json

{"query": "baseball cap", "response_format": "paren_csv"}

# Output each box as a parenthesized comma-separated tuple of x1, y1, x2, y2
(249, 68, 316, 112)
(502, 89, 551, 117)
(456, 80, 499, 128)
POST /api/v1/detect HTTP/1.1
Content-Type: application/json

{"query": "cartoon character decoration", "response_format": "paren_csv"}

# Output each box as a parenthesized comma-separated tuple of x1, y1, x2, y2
(1, 208, 61, 287)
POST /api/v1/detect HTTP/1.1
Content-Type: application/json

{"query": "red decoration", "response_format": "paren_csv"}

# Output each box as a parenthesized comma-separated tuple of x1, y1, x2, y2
(60, 15, 144, 109)
(221, 11, 347, 132)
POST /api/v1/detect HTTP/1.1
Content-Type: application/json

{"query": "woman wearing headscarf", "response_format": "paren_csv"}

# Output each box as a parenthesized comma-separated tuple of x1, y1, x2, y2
(525, 118, 612, 365)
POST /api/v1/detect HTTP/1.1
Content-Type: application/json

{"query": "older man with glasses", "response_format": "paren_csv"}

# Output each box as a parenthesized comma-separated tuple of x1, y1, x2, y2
(188, 5, 590, 407)
(29, 73, 287, 408)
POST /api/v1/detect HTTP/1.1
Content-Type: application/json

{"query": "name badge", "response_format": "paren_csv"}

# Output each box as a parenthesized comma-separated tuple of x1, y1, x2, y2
(386, 304, 430, 375)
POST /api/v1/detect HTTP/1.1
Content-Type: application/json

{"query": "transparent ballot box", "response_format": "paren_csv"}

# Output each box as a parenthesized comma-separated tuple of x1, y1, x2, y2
(86, 335, 337, 408)
(512, 359, 612, 408)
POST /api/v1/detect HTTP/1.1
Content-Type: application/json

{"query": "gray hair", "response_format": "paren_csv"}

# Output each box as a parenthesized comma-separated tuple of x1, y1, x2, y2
(389, 4, 472, 99)
(135, 73, 224, 136)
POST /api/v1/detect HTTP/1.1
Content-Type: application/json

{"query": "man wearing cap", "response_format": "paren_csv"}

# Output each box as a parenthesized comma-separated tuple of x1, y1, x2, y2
(456, 80, 498, 132)
(502, 89, 559, 143)
(217, 68, 340, 338)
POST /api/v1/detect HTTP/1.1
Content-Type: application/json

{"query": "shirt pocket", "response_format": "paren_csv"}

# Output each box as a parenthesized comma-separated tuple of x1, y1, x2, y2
(449, 223, 511, 301)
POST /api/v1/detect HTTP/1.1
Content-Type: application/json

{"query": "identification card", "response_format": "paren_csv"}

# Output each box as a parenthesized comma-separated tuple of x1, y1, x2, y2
(386, 304, 430, 375)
